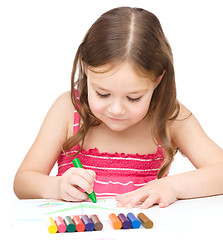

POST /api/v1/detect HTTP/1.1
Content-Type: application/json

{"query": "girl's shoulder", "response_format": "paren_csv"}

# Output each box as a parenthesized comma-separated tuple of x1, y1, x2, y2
(174, 102, 192, 122)
(50, 91, 74, 120)
(168, 102, 193, 136)
(46, 91, 75, 138)
(167, 101, 206, 153)
(53, 91, 74, 109)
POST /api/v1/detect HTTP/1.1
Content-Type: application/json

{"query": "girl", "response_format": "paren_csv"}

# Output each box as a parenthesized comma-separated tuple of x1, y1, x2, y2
(14, 7, 223, 209)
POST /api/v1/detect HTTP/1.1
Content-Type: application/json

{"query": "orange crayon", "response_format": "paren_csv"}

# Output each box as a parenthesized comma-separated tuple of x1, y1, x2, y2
(109, 213, 122, 230)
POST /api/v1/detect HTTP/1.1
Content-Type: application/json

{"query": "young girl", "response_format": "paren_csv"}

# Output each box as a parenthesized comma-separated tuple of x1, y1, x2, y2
(14, 7, 223, 209)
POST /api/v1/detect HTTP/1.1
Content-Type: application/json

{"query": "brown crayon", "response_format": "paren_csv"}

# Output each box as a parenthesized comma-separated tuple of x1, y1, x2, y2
(90, 214, 103, 231)
(137, 213, 153, 229)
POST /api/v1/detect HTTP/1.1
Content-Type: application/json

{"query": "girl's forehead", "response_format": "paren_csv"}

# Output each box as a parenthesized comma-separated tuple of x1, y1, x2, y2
(87, 62, 155, 92)
(87, 62, 124, 77)
(87, 61, 154, 81)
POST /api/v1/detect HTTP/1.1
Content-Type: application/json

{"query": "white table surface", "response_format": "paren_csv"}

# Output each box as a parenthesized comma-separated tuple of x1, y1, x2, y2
(7, 195, 223, 240)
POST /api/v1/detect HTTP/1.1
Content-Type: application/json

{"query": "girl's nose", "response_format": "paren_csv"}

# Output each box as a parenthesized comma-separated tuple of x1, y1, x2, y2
(108, 99, 125, 116)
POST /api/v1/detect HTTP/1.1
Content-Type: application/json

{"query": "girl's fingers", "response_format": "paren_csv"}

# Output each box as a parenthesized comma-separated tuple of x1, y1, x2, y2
(116, 192, 135, 207)
(116, 179, 177, 209)
(116, 188, 148, 208)
(159, 201, 170, 208)
(73, 168, 95, 184)
(68, 173, 93, 194)
(86, 169, 96, 179)
(66, 184, 89, 201)
(140, 193, 160, 209)
(62, 192, 80, 202)
(61, 184, 88, 202)
(68, 168, 96, 194)
(59, 168, 96, 201)
(116, 192, 131, 204)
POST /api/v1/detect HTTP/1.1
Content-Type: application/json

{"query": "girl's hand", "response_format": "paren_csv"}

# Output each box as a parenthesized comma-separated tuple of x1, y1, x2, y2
(115, 178, 178, 209)
(58, 167, 96, 202)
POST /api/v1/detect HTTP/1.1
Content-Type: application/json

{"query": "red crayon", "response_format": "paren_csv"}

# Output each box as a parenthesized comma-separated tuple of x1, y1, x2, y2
(72, 215, 85, 232)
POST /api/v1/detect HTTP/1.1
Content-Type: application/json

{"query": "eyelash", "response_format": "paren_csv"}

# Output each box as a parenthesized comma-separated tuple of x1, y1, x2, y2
(127, 96, 142, 102)
(96, 91, 142, 102)
(96, 91, 110, 98)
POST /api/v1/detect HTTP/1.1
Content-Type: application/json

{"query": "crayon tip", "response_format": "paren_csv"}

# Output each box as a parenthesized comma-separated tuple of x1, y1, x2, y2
(72, 157, 97, 203)
(88, 191, 97, 203)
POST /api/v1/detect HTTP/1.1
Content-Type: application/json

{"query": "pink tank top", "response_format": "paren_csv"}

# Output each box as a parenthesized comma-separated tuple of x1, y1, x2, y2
(57, 109, 165, 197)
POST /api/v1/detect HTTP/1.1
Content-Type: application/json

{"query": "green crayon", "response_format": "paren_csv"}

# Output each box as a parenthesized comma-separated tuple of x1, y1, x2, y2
(72, 158, 97, 203)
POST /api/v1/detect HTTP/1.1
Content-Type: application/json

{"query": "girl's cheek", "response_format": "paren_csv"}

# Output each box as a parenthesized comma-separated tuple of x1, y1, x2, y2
(88, 96, 105, 116)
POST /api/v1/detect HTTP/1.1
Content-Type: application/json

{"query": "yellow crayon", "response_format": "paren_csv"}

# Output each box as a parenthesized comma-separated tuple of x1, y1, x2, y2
(47, 217, 58, 234)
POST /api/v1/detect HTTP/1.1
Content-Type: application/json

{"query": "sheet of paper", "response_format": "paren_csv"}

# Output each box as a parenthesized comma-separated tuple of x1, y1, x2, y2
(12, 197, 144, 223)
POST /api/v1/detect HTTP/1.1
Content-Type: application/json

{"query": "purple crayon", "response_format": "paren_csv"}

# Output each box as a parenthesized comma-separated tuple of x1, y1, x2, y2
(118, 213, 131, 229)
(81, 215, 94, 231)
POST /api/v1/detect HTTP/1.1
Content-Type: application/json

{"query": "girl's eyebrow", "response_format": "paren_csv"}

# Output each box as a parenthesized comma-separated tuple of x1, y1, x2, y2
(92, 83, 149, 94)
(92, 83, 110, 92)
(128, 89, 148, 94)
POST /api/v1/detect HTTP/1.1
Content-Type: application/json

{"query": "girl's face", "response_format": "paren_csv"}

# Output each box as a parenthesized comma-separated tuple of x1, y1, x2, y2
(86, 62, 158, 132)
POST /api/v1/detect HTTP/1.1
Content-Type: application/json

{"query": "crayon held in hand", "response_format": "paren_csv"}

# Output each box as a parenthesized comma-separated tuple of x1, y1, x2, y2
(72, 158, 97, 203)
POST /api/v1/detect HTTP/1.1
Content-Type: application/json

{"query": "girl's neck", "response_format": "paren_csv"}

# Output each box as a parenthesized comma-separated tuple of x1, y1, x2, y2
(83, 114, 158, 155)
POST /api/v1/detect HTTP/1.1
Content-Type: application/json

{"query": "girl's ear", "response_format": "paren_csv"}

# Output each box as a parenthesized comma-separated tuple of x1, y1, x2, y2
(155, 70, 166, 88)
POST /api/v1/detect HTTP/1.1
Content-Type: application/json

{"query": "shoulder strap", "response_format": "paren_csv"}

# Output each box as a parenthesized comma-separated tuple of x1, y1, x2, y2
(73, 90, 80, 134)
(73, 110, 80, 134)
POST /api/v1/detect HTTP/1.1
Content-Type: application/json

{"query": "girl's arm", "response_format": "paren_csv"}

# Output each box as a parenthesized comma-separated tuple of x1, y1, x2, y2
(168, 104, 223, 199)
(116, 104, 223, 208)
(13, 92, 95, 200)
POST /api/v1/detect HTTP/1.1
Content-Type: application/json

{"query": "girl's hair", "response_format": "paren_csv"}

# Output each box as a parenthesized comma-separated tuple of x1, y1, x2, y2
(63, 7, 180, 178)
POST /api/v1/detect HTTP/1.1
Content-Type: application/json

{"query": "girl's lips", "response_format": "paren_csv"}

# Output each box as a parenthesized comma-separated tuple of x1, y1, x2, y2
(108, 117, 126, 121)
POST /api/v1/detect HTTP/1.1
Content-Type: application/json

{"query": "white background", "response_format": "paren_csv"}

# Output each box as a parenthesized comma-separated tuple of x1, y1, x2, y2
(1, 0, 222, 202)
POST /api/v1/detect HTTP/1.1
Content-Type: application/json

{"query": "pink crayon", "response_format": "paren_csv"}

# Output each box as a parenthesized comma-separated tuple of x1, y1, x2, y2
(54, 216, 66, 233)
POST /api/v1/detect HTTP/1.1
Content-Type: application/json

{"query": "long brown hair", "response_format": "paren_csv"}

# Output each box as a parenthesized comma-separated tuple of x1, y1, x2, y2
(63, 7, 180, 178)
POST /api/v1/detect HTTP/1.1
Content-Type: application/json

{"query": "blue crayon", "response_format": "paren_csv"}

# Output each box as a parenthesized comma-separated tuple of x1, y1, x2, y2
(127, 213, 141, 229)
(81, 215, 94, 231)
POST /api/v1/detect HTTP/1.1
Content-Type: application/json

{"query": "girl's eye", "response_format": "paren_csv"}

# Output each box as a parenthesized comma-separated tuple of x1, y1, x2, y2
(96, 91, 110, 98)
(127, 96, 142, 102)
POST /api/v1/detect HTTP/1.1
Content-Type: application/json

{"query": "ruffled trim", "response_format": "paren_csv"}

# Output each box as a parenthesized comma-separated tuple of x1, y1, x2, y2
(80, 145, 163, 160)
